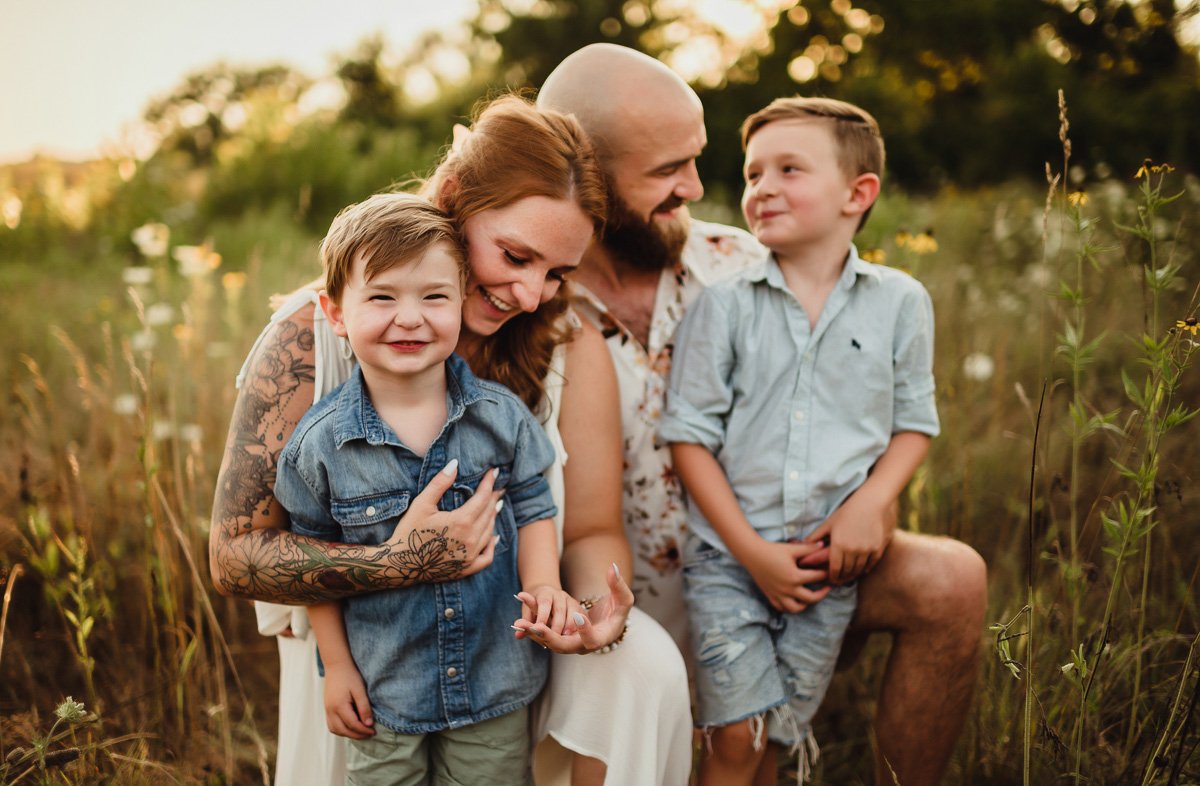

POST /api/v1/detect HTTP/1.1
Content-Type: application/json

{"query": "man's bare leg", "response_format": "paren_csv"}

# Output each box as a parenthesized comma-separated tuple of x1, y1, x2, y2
(851, 530, 987, 785)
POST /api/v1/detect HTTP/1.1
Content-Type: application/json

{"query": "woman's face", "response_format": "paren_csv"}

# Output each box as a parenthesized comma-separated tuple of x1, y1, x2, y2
(459, 195, 594, 337)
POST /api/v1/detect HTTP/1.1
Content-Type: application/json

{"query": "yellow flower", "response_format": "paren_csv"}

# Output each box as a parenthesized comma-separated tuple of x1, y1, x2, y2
(173, 324, 195, 343)
(1067, 191, 1088, 206)
(174, 243, 221, 277)
(894, 229, 912, 247)
(860, 248, 887, 264)
(907, 231, 939, 255)
(1136, 160, 1174, 179)
(222, 271, 247, 291)
(1176, 317, 1199, 336)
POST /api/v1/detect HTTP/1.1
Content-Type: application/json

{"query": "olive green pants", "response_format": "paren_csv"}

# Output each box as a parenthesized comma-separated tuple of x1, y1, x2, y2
(345, 706, 531, 786)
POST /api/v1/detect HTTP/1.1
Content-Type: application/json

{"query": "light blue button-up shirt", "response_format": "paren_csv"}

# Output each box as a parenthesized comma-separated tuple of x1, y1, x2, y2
(274, 354, 557, 733)
(658, 246, 940, 550)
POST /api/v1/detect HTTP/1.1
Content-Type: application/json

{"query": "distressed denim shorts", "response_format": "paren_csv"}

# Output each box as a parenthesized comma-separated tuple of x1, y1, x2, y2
(683, 535, 857, 747)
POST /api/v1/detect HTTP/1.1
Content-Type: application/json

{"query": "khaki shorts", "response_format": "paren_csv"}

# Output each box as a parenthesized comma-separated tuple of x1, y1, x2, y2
(345, 706, 531, 786)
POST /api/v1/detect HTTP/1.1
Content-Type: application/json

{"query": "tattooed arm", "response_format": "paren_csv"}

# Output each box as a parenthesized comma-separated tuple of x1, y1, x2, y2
(207, 309, 500, 603)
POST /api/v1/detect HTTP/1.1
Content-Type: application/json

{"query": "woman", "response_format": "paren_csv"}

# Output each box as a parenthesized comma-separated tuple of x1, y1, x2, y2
(208, 96, 692, 786)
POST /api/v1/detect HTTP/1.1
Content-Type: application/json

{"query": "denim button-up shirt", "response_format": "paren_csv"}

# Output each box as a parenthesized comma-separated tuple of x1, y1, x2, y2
(659, 246, 940, 550)
(274, 354, 557, 733)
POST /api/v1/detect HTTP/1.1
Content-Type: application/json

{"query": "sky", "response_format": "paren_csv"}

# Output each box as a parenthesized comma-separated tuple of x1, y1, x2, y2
(0, 0, 476, 164)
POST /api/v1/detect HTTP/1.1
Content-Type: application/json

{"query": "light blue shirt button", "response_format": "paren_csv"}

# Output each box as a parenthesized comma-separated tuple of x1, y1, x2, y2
(793, 410, 805, 423)
(365, 505, 376, 516)
(789, 471, 799, 481)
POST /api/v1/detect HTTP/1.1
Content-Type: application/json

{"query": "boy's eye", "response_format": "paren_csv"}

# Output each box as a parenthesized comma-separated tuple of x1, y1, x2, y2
(369, 294, 394, 302)
(745, 171, 760, 182)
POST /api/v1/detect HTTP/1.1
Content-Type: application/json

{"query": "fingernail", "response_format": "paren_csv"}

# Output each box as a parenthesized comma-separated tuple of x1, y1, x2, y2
(496, 499, 504, 513)
(510, 625, 523, 630)
(572, 612, 586, 626)
(514, 594, 523, 602)
(441, 459, 458, 476)
(492, 467, 500, 479)
(612, 562, 621, 579)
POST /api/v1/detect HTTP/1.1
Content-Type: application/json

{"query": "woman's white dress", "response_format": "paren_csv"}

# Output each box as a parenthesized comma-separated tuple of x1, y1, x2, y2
(241, 292, 692, 786)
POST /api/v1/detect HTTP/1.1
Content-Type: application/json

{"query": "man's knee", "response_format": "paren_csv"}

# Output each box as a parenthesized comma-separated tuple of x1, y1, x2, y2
(855, 532, 987, 633)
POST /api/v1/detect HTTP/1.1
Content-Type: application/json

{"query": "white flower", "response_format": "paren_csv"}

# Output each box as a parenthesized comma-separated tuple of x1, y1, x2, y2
(179, 424, 203, 443)
(151, 421, 175, 441)
(122, 267, 154, 286)
(145, 303, 175, 326)
(173, 244, 221, 277)
(113, 394, 139, 416)
(55, 697, 87, 723)
(131, 223, 169, 257)
(962, 352, 996, 382)
(131, 331, 157, 352)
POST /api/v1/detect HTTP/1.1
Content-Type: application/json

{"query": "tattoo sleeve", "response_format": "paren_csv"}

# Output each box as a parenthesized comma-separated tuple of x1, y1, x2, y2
(207, 317, 467, 602)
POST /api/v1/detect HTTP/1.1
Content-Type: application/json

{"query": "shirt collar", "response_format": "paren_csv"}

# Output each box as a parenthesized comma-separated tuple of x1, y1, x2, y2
(749, 243, 880, 291)
(331, 353, 493, 448)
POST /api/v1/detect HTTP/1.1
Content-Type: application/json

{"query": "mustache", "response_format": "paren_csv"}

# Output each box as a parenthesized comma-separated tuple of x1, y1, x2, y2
(654, 195, 686, 213)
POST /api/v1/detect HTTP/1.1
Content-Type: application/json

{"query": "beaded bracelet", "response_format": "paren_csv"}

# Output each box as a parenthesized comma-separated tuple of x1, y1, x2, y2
(579, 597, 628, 654)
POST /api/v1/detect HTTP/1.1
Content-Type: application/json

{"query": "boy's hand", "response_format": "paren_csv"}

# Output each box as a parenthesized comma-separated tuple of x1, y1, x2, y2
(323, 660, 375, 740)
(515, 584, 578, 636)
(817, 488, 897, 584)
(513, 562, 634, 653)
(740, 538, 831, 614)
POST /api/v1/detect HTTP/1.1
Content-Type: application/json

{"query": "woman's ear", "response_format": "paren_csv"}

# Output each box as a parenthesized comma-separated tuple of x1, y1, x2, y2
(436, 175, 459, 213)
(318, 290, 348, 338)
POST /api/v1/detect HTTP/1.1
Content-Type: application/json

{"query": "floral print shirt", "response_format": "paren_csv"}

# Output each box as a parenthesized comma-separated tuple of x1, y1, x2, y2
(571, 219, 764, 648)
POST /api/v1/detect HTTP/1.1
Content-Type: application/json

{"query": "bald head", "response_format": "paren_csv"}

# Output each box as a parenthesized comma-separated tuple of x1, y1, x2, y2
(538, 44, 703, 160)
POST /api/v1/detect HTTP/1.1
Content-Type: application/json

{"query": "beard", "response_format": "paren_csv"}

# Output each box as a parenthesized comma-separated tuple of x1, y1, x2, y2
(601, 184, 690, 272)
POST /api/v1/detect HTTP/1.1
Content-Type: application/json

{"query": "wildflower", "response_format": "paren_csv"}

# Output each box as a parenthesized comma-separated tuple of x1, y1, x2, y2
(2, 192, 21, 229)
(894, 229, 912, 247)
(907, 230, 938, 254)
(860, 248, 887, 264)
(222, 271, 247, 291)
(131, 331, 156, 352)
(174, 244, 221, 277)
(145, 303, 175, 326)
(1136, 160, 1175, 179)
(962, 352, 995, 382)
(122, 266, 153, 286)
(55, 697, 87, 723)
(173, 324, 194, 343)
(152, 421, 175, 441)
(131, 223, 169, 257)
(1067, 191, 1088, 206)
(179, 424, 203, 443)
(1176, 317, 1199, 336)
(113, 394, 138, 416)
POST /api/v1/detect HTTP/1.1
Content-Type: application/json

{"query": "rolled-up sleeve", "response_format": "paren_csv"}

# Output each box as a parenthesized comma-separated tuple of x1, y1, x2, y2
(892, 283, 940, 437)
(275, 452, 341, 541)
(506, 410, 558, 528)
(659, 286, 736, 453)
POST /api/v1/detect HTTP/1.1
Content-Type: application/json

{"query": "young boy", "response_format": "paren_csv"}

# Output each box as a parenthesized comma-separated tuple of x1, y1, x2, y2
(659, 97, 940, 784)
(273, 193, 573, 785)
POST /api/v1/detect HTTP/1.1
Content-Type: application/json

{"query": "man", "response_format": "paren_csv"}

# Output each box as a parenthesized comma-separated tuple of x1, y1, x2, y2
(538, 44, 987, 786)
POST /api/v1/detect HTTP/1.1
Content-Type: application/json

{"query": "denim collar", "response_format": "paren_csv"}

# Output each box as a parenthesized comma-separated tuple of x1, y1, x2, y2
(749, 243, 880, 293)
(331, 353, 495, 449)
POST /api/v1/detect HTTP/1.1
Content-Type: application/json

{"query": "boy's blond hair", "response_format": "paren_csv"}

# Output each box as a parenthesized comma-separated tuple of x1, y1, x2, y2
(741, 96, 885, 178)
(320, 193, 465, 302)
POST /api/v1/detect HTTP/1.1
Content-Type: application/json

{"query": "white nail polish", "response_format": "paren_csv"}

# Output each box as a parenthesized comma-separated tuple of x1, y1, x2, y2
(496, 499, 504, 513)
(492, 467, 500, 479)
(572, 612, 586, 626)
(612, 562, 621, 579)
(441, 459, 459, 476)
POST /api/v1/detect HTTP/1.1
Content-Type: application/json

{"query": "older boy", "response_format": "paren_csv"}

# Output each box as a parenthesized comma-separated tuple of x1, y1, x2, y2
(273, 193, 572, 785)
(659, 97, 940, 784)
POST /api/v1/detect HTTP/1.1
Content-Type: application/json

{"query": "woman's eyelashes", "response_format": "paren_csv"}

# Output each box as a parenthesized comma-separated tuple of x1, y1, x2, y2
(502, 249, 528, 265)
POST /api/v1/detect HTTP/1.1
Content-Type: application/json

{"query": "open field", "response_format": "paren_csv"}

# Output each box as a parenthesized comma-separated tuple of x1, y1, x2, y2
(0, 121, 1197, 783)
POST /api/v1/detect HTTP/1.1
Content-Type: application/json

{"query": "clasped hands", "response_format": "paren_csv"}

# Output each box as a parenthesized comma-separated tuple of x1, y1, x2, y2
(511, 561, 634, 655)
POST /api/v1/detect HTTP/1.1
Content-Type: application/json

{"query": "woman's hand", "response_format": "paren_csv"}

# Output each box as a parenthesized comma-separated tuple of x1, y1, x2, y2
(323, 660, 375, 740)
(383, 460, 503, 580)
(515, 585, 581, 636)
(512, 563, 634, 654)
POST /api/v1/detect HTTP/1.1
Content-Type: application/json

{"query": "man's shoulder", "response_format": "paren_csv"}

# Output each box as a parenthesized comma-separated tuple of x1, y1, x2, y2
(683, 218, 767, 286)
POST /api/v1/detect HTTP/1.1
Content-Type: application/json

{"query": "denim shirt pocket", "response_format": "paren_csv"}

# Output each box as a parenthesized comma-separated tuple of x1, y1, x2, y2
(330, 490, 412, 545)
(451, 463, 516, 554)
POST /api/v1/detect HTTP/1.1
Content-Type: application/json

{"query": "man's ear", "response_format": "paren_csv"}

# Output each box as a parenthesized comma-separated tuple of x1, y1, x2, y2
(844, 173, 881, 218)
(318, 290, 348, 337)
(436, 175, 459, 213)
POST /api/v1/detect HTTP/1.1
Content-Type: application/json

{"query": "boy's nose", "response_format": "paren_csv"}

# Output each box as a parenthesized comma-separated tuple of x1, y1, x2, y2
(394, 303, 423, 326)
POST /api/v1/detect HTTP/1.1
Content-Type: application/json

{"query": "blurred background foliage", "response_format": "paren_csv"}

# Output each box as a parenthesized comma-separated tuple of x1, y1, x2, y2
(2, 1, 1199, 783)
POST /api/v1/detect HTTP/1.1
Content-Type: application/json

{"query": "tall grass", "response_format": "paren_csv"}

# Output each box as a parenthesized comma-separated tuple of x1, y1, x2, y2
(1, 109, 1197, 783)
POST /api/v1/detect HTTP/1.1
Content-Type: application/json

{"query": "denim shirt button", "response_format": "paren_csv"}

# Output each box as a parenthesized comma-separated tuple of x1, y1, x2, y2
(446, 667, 458, 678)
(365, 505, 376, 516)
(444, 608, 455, 619)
